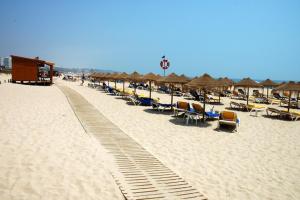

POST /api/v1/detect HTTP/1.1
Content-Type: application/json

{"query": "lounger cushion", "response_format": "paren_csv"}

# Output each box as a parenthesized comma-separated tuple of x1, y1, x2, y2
(219, 120, 237, 126)
(222, 111, 235, 121)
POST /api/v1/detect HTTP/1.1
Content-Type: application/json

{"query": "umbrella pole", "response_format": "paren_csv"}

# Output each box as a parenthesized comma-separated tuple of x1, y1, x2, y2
(115, 80, 116, 89)
(134, 82, 136, 93)
(107, 81, 109, 86)
(149, 81, 152, 99)
(247, 87, 249, 105)
(288, 91, 291, 112)
(123, 81, 125, 92)
(267, 87, 269, 99)
(203, 90, 206, 122)
(218, 88, 221, 103)
(171, 85, 174, 109)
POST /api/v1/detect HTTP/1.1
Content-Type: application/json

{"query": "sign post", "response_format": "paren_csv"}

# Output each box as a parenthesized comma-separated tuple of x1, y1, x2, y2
(160, 56, 170, 76)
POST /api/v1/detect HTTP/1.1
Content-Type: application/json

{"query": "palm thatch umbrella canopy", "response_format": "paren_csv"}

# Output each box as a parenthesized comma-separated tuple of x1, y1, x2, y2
(218, 77, 234, 87)
(274, 81, 300, 112)
(214, 78, 233, 102)
(186, 73, 220, 120)
(157, 73, 189, 108)
(102, 73, 117, 88)
(180, 74, 191, 92)
(217, 77, 234, 95)
(128, 71, 143, 92)
(110, 73, 120, 89)
(260, 79, 278, 98)
(186, 73, 218, 88)
(157, 73, 189, 84)
(115, 72, 129, 92)
(143, 72, 160, 98)
(235, 77, 261, 105)
(101, 73, 112, 86)
(88, 72, 97, 79)
(179, 74, 191, 82)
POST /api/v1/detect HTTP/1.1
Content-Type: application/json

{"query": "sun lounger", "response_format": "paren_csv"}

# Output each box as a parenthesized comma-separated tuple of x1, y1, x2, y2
(291, 111, 300, 121)
(273, 93, 287, 100)
(254, 97, 271, 104)
(174, 101, 190, 117)
(205, 94, 220, 104)
(231, 91, 246, 100)
(182, 92, 194, 99)
(239, 103, 257, 112)
(205, 111, 220, 120)
(280, 99, 298, 108)
(152, 102, 175, 111)
(238, 89, 246, 95)
(128, 95, 140, 105)
(230, 101, 241, 110)
(218, 111, 238, 131)
(137, 97, 154, 106)
(248, 104, 265, 116)
(266, 107, 282, 117)
(266, 108, 297, 120)
(185, 103, 204, 125)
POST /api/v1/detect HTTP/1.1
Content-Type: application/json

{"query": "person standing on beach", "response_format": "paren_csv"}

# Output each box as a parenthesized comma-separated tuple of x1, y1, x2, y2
(81, 73, 85, 85)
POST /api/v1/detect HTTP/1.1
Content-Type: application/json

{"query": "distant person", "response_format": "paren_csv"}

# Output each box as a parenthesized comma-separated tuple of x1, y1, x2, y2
(81, 73, 85, 85)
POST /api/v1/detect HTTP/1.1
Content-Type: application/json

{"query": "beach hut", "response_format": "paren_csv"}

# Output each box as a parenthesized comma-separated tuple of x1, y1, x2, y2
(235, 78, 261, 105)
(186, 73, 219, 120)
(11, 55, 54, 84)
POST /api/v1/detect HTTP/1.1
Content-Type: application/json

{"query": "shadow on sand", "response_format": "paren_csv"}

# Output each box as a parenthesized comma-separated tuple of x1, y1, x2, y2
(143, 108, 174, 115)
(169, 117, 212, 128)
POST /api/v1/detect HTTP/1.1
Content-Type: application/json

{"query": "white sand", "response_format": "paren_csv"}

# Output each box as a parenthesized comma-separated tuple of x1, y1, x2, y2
(1, 73, 299, 200)
(60, 79, 300, 200)
(0, 75, 123, 200)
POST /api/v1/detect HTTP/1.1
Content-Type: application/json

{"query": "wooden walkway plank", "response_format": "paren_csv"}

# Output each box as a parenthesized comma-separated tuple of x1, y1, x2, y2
(58, 85, 207, 200)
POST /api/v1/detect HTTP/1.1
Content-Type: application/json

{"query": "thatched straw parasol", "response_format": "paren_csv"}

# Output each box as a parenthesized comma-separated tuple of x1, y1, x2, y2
(103, 73, 118, 88)
(128, 71, 143, 92)
(217, 77, 234, 97)
(115, 72, 129, 92)
(186, 73, 220, 120)
(235, 77, 261, 105)
(274, 81, 300, 112)
(218, 77, 234, 87)
(110, 73, 120, 89)
(101, 73, 111, 86)
(179, 74, 191, 92)
(157, 73, 189, 108)
(179, 74, 191, 82)
(260, 79, 278, 98)
(143, 72, 160, 98)
(88, 72, 97, 78)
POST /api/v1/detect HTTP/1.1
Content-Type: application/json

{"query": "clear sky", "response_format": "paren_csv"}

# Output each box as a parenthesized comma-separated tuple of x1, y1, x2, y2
(1, 0, 300, 80)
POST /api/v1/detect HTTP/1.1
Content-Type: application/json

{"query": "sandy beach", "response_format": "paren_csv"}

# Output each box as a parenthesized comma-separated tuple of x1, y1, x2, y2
(0, 74, 123, 200)
(1, 74, 300, 200)
(61, 78, 300, 200)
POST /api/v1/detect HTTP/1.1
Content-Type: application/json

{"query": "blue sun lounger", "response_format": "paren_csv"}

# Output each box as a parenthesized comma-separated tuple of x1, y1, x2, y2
(152, 102, 175, 111)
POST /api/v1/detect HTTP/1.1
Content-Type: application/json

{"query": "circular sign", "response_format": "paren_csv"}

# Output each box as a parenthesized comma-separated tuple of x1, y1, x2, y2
(160, 59, 170, 70)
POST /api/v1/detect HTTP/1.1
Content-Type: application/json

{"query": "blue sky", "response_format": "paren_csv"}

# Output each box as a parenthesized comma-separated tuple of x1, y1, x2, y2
(1, 0, 299, 80)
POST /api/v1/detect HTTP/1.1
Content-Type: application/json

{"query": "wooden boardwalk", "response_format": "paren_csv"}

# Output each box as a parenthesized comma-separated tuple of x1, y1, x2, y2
(58, 85, 207, 200)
